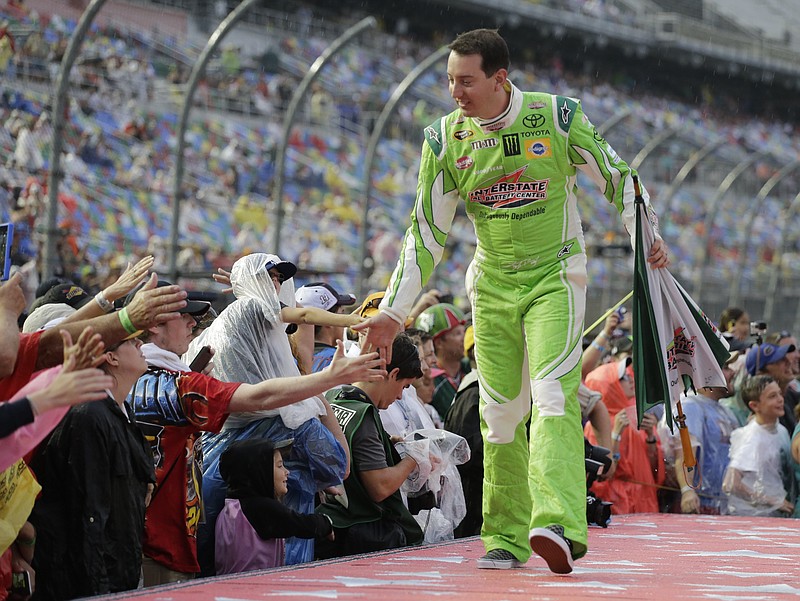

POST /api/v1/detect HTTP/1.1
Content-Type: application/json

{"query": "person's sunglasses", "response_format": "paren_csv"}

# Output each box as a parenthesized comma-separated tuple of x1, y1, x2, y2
(364, 297, 381, 310)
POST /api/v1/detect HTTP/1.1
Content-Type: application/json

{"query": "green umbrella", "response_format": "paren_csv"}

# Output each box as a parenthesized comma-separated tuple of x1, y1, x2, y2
(631, 177, 730, 472)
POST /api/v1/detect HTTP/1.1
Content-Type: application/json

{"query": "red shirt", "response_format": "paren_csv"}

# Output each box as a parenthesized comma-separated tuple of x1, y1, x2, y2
(0, 331, 44, 400)
(129, 369, 240, 573)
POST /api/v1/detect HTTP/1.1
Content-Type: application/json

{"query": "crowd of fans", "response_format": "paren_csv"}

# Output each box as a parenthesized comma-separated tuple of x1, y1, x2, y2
(1, 5, 800, 595)
(0, 252, 472, 598)
(3, 248, 800, 599)
(581, 305, 800, 520)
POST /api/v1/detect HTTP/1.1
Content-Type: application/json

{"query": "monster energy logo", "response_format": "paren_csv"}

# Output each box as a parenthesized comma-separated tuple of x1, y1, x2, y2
(502, 134, 520, 156)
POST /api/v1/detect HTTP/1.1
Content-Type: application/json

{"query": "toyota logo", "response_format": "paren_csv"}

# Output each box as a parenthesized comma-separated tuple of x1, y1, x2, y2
(523, 114, 545, 128)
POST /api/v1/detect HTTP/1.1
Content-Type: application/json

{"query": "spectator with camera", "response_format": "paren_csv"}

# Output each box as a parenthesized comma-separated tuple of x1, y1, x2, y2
(584, 438, 613, 528)
(584, 353, 664, 515)
(719, 307, 753, 353)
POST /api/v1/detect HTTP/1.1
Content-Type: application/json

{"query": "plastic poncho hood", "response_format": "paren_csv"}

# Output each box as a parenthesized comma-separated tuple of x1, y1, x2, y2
(188, 253, 325, 429)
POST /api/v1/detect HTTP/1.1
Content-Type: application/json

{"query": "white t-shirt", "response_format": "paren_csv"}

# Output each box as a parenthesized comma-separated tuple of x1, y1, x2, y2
(725, 419, 791, 516)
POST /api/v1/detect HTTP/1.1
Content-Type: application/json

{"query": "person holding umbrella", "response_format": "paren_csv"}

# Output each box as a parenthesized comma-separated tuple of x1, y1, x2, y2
(355, 28, 669, 574)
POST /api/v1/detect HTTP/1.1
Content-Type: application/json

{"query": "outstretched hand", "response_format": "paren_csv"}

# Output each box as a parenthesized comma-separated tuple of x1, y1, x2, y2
(327, 339, 387, 383)
(61, 327, 106, 370)
(126, 272, 187, 329)
(104, 255, 155, 302)
(0, 272, 26, 318)
(351, 312, 402, 364)
(212, 268, 233, 294)
(28, 333, 114, 414)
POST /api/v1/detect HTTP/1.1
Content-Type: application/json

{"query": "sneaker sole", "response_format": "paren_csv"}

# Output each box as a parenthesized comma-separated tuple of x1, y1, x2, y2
(529, 528, 574, 574)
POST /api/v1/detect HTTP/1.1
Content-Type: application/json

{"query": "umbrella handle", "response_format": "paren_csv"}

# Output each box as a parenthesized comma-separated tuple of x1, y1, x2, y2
(679, 425, 697, 470)
(633, 175, 642, 198)
(675, 400, 697, 471)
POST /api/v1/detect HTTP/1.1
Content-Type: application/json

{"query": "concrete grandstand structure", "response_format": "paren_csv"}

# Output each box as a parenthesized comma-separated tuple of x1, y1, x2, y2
(2, 0, 800, 332)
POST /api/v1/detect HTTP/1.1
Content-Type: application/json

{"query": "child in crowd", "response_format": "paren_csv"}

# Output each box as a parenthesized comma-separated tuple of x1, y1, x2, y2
(722, 375, 795, 516)
(215, 438, 334, 574)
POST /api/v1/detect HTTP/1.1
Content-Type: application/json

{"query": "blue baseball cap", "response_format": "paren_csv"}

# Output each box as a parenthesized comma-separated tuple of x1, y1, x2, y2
(745, 343, 796, 376)
(262, 254, 297, 281)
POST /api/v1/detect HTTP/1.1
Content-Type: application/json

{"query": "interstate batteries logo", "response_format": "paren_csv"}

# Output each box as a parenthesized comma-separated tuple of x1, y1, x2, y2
(468, 165, 549, 209)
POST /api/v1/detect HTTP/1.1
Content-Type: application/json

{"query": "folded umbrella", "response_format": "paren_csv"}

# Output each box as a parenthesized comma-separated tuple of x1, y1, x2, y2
(631, 176, 730, 472)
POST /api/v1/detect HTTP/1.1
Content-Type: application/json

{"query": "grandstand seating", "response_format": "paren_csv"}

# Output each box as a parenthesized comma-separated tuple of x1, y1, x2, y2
(2, 0, 800, 326)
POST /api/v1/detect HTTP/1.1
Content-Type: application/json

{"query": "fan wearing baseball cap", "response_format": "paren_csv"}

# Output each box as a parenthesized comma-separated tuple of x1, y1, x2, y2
(29, 283, 92, 312)
(118, 255, 387, 584)
(184, 254, 375, 570)
(414, 303, 470, 419)
(212, 256, 364, 373)
(295, 282, 357, 373)
(745, 342, 799, 434)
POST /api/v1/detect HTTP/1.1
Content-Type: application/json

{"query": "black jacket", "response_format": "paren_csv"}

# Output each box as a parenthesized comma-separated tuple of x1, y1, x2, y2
(220, 439, 332, 540)
(30, 397, 155, 600)
(444, 372, 483, 538)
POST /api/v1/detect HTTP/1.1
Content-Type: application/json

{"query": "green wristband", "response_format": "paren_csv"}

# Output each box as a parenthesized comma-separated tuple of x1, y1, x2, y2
(118, 307, 138, 335)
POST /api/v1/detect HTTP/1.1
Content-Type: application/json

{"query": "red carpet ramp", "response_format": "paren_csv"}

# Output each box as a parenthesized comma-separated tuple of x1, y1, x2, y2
(99, 514, 800, 600)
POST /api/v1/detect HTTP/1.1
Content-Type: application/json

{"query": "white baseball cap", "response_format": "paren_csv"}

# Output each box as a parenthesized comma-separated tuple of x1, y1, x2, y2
(295, 282, 356, 311)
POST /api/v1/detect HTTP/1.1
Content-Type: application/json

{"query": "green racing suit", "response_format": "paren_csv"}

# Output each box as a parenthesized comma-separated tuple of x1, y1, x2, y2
(379, 82, 661, 563)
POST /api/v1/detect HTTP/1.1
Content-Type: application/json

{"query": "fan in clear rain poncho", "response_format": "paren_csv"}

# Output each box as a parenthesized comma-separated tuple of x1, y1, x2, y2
(191, 253, 348, 571)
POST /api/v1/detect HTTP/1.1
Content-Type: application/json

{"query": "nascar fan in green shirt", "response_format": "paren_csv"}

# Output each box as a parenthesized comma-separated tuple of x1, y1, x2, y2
(355, 28, 670, 574)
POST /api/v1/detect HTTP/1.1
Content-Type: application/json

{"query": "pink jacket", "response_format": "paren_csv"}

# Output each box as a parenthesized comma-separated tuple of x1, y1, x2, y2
(0, 367, 68, 472)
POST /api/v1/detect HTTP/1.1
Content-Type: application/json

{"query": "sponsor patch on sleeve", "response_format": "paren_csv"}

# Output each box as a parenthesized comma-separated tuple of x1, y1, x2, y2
(424, 120, 444, 157)
(556, 96, 578, 131)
